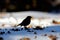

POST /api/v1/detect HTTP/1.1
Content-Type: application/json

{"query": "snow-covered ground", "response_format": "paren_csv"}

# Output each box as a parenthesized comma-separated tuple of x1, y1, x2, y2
(0, 26, 60, 40)
(0, 11, 60, 40)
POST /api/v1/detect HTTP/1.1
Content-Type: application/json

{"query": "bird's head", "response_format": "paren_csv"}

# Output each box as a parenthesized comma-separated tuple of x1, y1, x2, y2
(27, 16, 32, 18)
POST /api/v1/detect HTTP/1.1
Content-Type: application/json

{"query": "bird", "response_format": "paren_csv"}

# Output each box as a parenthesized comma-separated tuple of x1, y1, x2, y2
(17, 16, 32, 30)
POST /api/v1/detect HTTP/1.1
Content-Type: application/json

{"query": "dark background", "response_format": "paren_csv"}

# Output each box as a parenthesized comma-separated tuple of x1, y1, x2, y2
(0, 0, 60, 13)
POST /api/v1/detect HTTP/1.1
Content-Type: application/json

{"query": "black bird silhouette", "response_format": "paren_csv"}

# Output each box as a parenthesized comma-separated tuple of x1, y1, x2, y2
(17, 16, 32, 29)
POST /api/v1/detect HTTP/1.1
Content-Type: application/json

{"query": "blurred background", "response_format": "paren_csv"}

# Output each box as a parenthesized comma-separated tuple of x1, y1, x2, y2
(0, 0, 60, 13)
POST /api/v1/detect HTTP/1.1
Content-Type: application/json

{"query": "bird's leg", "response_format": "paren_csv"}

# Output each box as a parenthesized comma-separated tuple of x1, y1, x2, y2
(24, 26, 29, 30)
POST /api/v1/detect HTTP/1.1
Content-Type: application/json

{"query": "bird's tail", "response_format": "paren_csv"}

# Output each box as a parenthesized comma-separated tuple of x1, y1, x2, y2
(16, 24, 21, 26)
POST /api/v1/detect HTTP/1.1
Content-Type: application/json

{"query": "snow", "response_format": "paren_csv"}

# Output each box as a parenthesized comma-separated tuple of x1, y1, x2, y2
(0, 26, 60, 40)
(0, 11, 60, 40)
